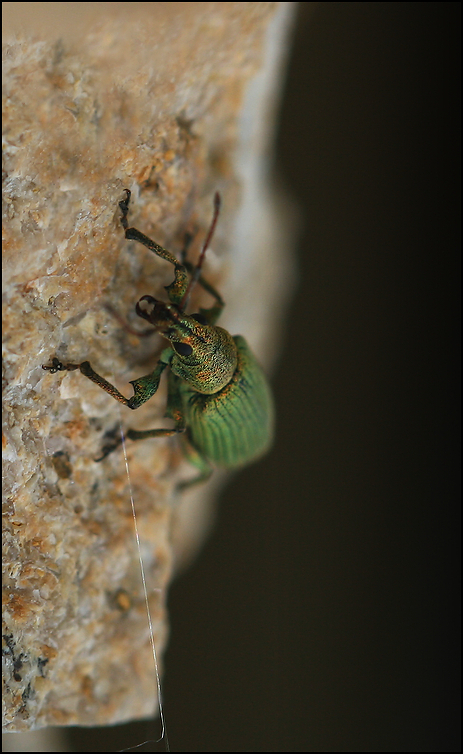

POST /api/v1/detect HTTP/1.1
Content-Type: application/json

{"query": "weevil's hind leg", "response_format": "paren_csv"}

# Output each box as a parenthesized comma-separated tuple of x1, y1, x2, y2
(177, 435, 213, 491)
(96, 425, 184, 461)
(126, 426, 184, 444)
(102, 369, 186, 460)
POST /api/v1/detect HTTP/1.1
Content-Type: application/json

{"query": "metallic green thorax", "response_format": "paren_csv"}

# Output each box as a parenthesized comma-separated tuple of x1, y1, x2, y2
(43, 191, 274, 488)
(171, 335, 274, 468)
(138, 301, 238, 394)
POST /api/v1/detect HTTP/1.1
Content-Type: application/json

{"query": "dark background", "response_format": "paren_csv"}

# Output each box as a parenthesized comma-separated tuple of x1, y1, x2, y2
(68, 3, 460, 751)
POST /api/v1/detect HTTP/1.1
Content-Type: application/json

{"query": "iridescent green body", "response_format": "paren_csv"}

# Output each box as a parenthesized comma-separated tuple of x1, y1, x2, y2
(171, 335, 273, 469)
(43, 191, 274, 488)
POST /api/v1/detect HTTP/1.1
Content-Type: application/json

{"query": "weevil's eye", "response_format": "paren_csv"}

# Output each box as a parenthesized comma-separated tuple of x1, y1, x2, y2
(191, 312, 208, 325)
(172, 341, 193, 356)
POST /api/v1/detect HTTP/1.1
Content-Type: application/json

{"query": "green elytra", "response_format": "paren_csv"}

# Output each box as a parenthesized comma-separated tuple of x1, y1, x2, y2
(43, 190, 274, 489)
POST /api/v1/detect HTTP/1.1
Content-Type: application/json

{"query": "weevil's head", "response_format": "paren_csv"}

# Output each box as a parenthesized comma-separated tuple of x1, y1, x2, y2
(136, 295, 237, 394)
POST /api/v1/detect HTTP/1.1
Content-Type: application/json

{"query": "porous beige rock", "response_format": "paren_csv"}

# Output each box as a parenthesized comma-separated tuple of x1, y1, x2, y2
(2, 2, 296, 732)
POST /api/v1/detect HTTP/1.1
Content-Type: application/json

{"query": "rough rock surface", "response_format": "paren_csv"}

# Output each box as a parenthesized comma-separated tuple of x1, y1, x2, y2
(2, 2, 296, 731)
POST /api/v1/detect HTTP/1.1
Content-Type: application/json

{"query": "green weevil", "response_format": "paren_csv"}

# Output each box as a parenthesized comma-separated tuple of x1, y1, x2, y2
(43, 190, 274, 488)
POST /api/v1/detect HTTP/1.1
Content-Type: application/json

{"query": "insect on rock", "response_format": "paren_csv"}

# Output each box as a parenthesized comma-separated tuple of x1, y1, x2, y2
(43, 190, 275, 489)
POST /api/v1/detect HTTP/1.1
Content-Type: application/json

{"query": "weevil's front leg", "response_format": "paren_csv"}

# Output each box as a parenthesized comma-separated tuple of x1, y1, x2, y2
(42, 348, 172, 410)
(43, 357, 135, 406)
(119, 189, 188, 306)
(42, 348, 185, 460)
(128, 347, 173, 409)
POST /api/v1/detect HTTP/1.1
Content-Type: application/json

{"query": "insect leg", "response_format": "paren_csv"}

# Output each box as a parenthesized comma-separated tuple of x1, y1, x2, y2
(125, 426, 184, 441)
(42, 349, 172, 410)
(180, 235, 225, 325)
(177, 437, 213, 490)
(111, 368, 187, 455)
(96, 425, 184, 461)
(43, 358, 134, 406)
(119, 190, 188, 306)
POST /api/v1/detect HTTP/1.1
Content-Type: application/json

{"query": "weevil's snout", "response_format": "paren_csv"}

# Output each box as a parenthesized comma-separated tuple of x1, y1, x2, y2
(136, 296, 238, 393)
(135, 296, 202, 344)
(135, 295, 172, 329)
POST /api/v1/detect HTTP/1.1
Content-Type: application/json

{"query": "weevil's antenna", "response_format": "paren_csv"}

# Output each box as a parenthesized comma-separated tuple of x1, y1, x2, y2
(180, 191, 221, 311)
